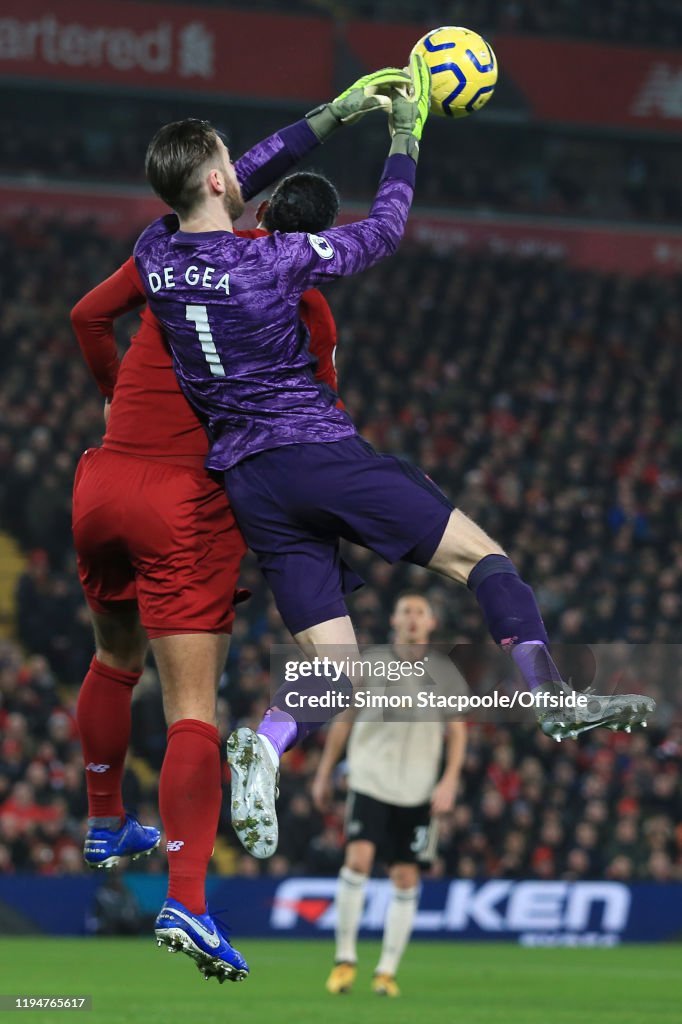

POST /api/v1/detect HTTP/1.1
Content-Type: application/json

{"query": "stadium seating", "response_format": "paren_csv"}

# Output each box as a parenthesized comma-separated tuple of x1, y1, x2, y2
(1, 217, 680, 880)
(3, 94, 682, 226)
(153, 0, 682, 46)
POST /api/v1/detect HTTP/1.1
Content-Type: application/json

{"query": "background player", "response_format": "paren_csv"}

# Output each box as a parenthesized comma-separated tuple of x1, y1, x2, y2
(69, 77, 392, 979)
(313, 592, 467, 998)
(134, 58, 654, 861)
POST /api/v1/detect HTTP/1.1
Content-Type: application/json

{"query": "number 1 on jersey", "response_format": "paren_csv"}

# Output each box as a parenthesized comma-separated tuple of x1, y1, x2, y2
(186, 304, 226, 378)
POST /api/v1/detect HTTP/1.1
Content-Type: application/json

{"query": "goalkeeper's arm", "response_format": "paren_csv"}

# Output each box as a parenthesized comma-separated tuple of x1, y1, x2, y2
(235, 67, 412, 202)
(387, 52, 431, 163)
(274, 54, 431, 291)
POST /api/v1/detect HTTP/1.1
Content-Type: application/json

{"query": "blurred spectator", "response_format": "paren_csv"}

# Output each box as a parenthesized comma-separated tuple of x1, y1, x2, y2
(2, 88, 682, 227)
(143, 0, 682, 47)
(3, 628, 680, 879)
(87, 873, 146, 935)
(1, 198, 681, 878)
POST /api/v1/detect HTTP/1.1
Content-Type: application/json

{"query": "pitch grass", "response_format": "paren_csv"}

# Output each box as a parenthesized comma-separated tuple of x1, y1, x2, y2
(1, 938, 681, 1024)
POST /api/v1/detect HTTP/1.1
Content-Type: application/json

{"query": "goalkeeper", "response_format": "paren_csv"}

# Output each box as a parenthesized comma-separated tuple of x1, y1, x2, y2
(135, 55, 653, 872)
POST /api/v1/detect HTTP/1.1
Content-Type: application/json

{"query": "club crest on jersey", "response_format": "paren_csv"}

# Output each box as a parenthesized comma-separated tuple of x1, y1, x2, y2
(307, 234, 335, 260)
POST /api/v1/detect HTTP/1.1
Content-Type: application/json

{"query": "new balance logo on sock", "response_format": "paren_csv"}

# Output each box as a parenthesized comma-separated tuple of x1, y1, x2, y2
(86, 763, 111, 773)
(166, 840, 185, 852)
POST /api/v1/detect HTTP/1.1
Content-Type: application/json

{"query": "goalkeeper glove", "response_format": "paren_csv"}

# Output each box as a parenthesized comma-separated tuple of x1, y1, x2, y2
(389, 52, 431, 161)
(306, 67, 413, 142)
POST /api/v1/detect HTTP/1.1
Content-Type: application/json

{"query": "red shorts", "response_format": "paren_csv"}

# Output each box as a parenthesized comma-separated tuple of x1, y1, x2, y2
(72, 448, 246, 638)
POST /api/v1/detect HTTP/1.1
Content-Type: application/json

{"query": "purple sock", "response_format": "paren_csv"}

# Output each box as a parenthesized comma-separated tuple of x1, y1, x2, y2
(257, 709, 298, 759)
(468, 555, 562, 690)
(468, 555, 549, 645)
(257, 670, 354, 756)
(511, 640, 563, 691)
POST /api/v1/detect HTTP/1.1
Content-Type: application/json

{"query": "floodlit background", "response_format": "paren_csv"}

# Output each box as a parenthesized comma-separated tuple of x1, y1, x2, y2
(0, 0, 681, 963)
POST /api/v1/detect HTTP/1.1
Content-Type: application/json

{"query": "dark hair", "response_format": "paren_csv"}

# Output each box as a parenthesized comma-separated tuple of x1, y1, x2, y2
(145, 119, 222, 218)
(394, 590, 434, 611)
(262, 172, 340, 234)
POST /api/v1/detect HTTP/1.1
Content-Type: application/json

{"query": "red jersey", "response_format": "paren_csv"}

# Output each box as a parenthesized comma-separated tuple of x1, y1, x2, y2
(71, 233, 341, 469)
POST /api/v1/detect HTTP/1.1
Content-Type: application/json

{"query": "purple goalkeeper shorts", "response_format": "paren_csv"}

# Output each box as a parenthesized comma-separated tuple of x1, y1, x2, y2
(224, 436, 453, 635)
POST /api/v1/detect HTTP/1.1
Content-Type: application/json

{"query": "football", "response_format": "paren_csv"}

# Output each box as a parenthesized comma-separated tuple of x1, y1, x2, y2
(411, 26, 498, 118)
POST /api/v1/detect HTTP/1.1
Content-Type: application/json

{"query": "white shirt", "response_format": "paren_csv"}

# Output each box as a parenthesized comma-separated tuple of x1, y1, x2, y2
(347, 647, 468, 806)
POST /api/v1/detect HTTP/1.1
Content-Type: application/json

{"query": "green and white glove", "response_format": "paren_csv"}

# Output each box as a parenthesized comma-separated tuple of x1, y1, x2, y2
(389, 52, 431, 161)
(306, 67, 413, 142)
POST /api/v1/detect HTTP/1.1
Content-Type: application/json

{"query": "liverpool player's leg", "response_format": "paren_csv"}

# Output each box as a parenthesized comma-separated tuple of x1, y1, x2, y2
(77, 605, 161, 868)
(74, 449, 248, 980)
(149, 632, 247, 982)
(152, 632, 228, 917)
(131, 466, 248, 981)
(73, 450, 161, 869)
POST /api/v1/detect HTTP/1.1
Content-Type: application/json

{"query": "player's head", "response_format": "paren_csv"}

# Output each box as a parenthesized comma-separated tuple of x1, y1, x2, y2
(145, 119, 244, 222)
(256, 172, 340, 234)
(391, 591, 438, 645)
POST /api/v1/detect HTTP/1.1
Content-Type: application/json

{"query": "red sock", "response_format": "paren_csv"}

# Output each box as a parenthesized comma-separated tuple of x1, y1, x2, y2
(159, 719, 222, 915)
(76, 656, 141, 822)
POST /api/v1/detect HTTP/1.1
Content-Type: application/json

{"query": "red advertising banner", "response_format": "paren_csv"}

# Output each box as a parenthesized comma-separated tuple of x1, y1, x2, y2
(2, 180, 680, 276)
(1, 2, 682, 132)
(405, 212, 682, 276)
(3, 3, 679, 132)
(0, 181, 165, 236)
(493, 34, 682, 132)
(345, 23, 682, 134)
(0, 0, 333, 100)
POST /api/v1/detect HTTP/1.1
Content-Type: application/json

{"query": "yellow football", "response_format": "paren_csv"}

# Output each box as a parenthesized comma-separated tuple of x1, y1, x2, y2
(411, 26, 498, 119)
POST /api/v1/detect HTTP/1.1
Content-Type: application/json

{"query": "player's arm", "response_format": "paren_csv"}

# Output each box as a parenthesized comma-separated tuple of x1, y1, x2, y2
(300, 289, 344, 406)
(70, 256, 147, 399)
(311, 718, 354, 813)
(430, 720, 467, 816)
(234, 67, 411, 202)
(276, 54, 430, 292)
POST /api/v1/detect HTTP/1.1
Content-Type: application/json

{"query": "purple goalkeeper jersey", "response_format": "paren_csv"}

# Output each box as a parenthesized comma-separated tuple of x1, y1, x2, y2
(134, 126, 416, 471)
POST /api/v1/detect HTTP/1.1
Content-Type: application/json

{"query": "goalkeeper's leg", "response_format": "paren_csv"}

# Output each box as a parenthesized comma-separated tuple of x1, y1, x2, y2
(426, 510, 654, 740)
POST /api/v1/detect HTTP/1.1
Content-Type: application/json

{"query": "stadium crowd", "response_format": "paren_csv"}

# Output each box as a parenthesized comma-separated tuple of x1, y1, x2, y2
(2, 635, 681, 883)
(1, 208, 681, 880)
(156, 0, 682, 47)
(4, 94, 682, 228)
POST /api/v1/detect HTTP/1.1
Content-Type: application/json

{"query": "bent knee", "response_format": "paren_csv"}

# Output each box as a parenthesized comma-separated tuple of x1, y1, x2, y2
(95, 647, 147, 674)
(91, 606, 147, 673)
(428, 509, 505, 583)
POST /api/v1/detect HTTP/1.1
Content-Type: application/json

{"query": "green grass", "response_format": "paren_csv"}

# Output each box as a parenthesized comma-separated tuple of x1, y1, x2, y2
(1, 939, 681, 1024)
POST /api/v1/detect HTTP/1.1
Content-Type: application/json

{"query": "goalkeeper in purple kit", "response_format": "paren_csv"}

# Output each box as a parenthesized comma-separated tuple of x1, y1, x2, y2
(135, 56, 654, 863)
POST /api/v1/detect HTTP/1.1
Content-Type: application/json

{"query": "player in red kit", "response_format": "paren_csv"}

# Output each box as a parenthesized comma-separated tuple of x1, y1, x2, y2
(71, 169, 347, 980)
